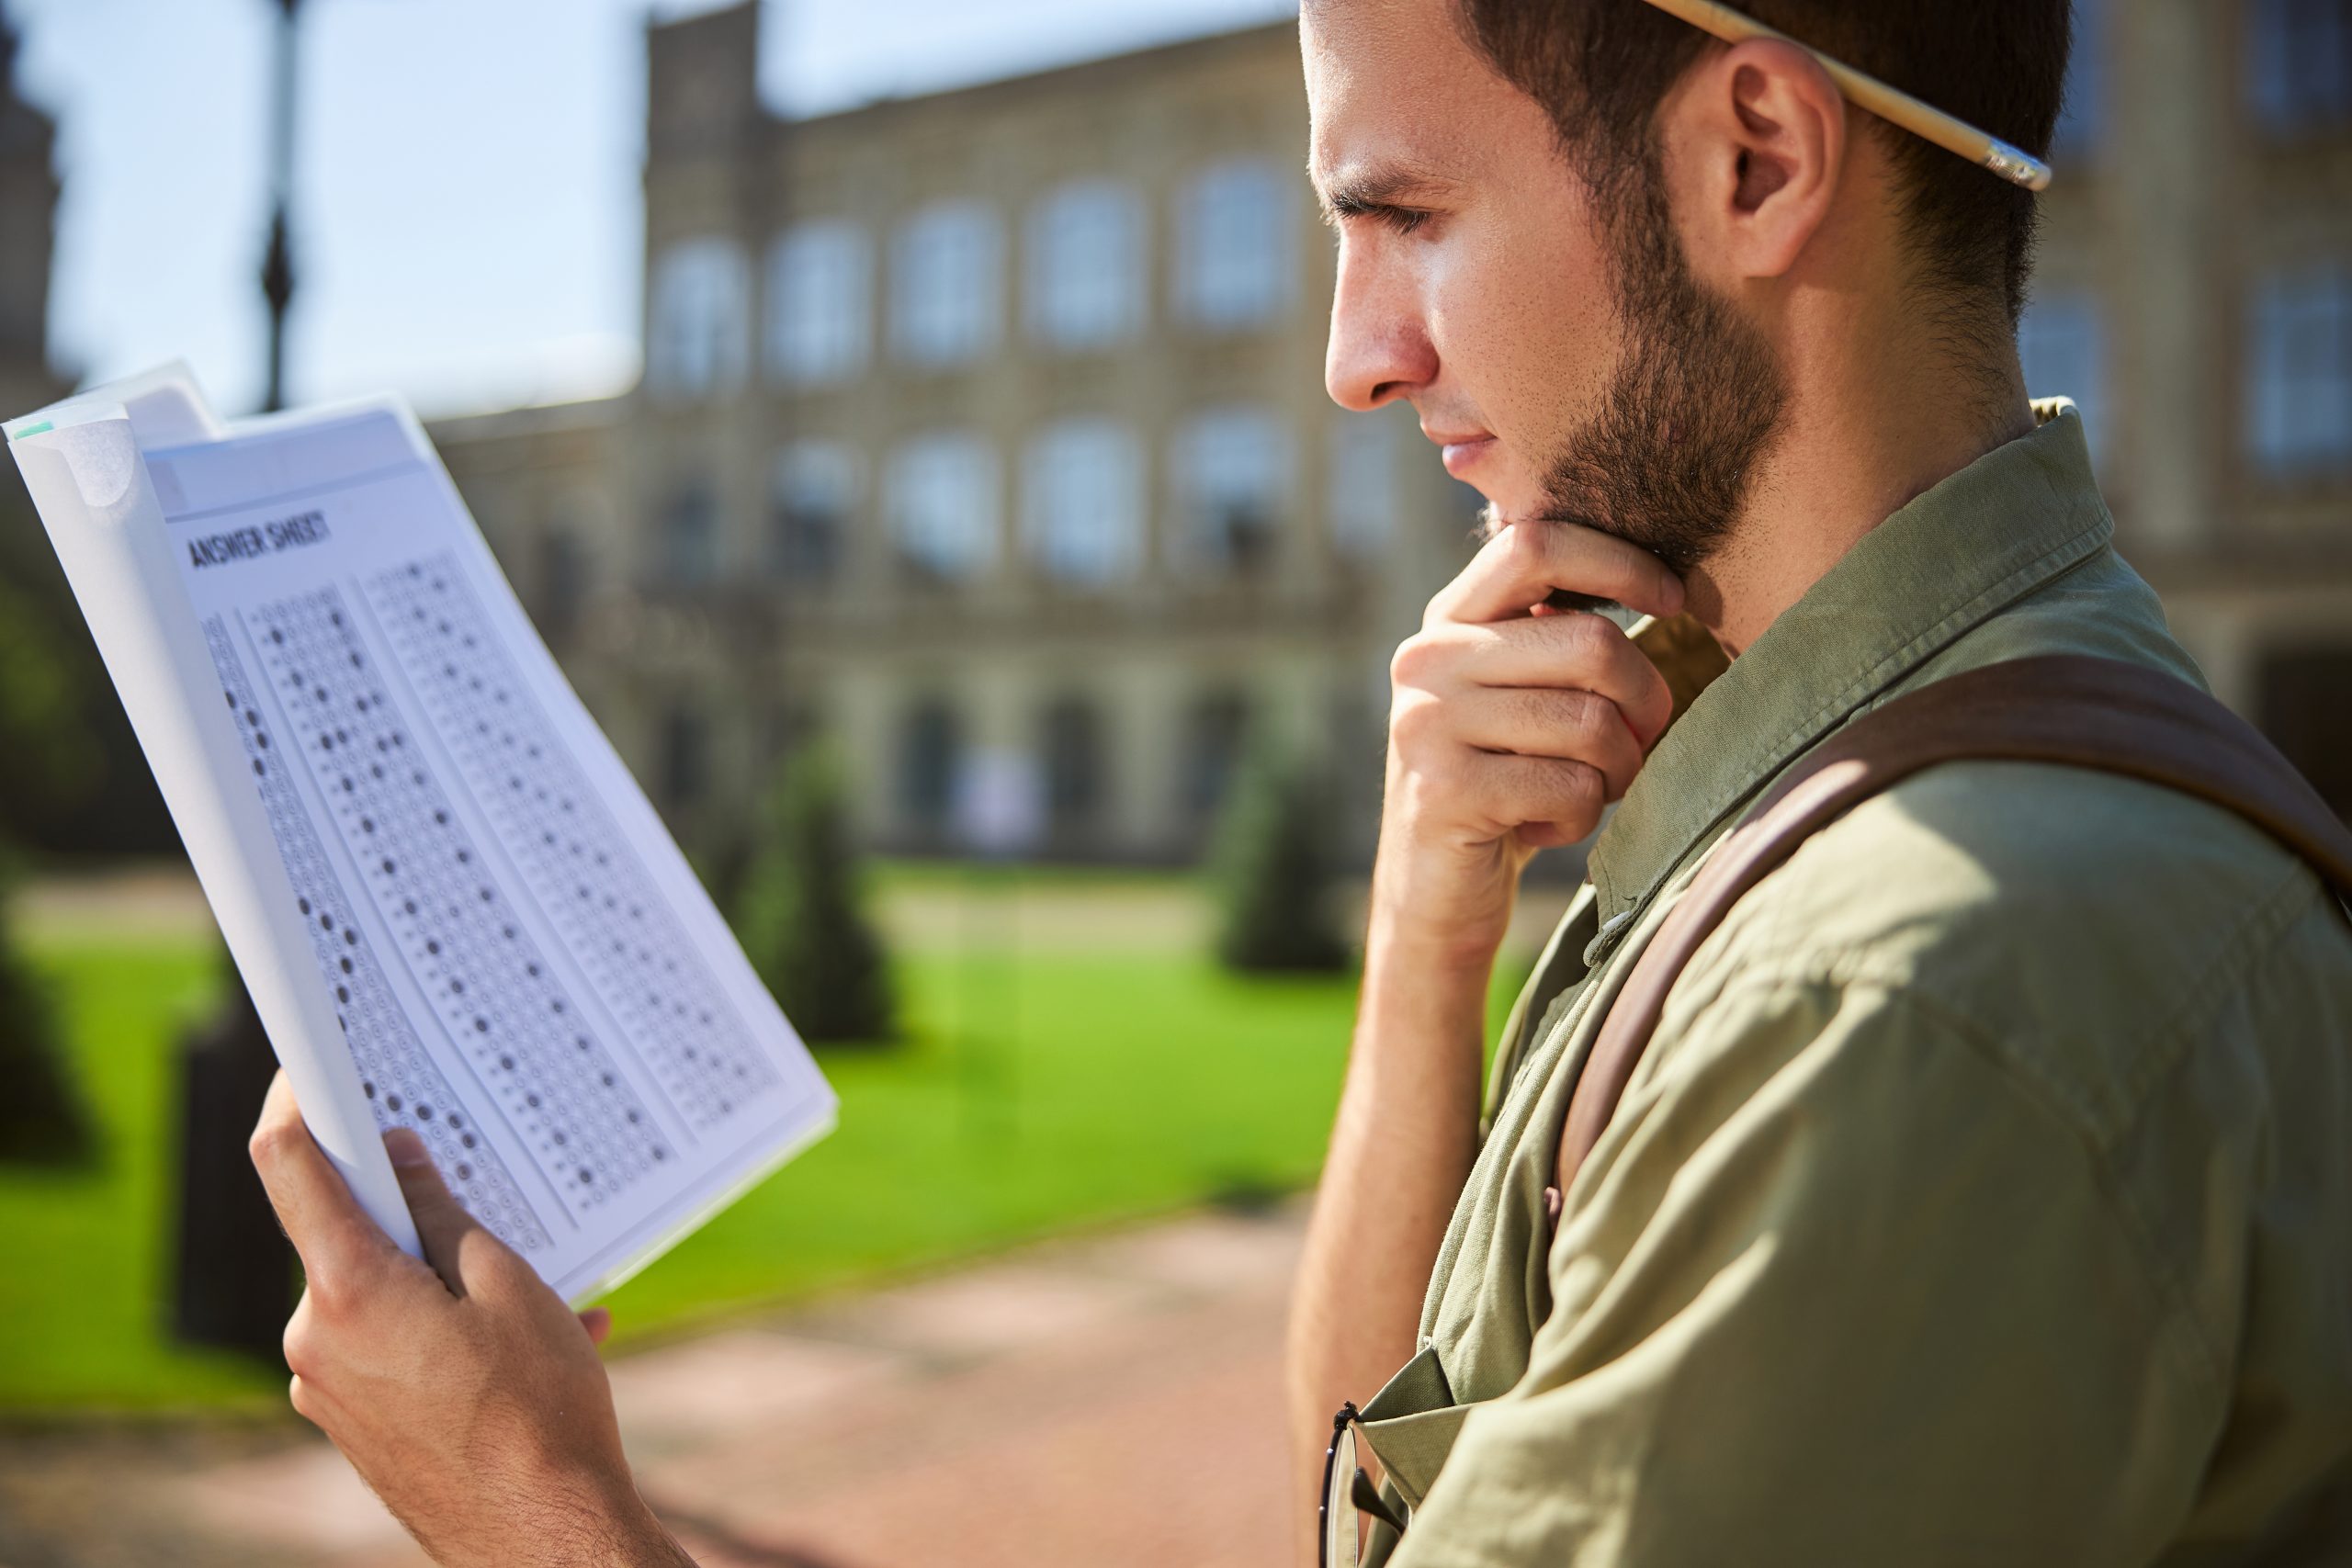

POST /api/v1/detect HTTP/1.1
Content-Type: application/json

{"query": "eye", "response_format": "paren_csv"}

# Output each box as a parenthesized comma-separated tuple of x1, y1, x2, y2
(1379, 208, 1432, 237)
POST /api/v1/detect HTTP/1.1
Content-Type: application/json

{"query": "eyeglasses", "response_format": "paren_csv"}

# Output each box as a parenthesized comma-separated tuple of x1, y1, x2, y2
(1638, 0, 2054, 191)
(1319, 1402, 1410, 1568)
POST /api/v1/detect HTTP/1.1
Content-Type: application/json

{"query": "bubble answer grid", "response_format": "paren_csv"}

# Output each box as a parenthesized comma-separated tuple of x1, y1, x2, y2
(367, 555, 778, 1131)
(222, 582, 681, 1229)
(204, 613, 553, 1252)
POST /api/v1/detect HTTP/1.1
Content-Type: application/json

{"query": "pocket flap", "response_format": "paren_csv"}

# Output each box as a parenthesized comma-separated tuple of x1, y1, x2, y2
(1359, 1345, 1474, 1513)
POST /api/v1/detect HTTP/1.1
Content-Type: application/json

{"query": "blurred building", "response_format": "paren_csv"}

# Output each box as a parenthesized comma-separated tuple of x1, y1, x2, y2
(444, 5, 1477, 865)
(2021, 0, 2352, 821)
(439, 0, 2352, 862)
(0, 6, 62, 417)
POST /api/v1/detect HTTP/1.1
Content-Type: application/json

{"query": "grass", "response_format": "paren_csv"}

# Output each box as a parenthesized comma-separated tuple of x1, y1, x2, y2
(0, 939, 285, 1412)
(0, 875, 1530, 1414)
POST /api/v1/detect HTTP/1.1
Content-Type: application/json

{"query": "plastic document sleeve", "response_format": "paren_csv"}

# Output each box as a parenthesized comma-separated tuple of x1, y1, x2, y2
(6, 368, 836, 1303)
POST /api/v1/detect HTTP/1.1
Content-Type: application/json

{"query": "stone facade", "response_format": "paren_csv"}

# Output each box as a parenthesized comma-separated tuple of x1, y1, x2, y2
(435, 0, 2352, 861)
(447, 9, 1477, 866)
(2026, 0, 2352, 821)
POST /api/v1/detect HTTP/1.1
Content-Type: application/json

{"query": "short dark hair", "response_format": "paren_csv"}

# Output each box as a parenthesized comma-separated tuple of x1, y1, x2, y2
(1452, 0, 2074, 329)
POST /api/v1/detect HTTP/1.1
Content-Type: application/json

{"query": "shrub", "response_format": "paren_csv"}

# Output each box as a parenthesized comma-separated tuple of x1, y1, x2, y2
(0, 842, 96, 1165)
(1210, 745, 1352, 973)
(734, 743, 898, 1045)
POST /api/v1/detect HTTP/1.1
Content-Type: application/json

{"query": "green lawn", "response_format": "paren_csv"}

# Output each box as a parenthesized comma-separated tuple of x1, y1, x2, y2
(0, 883, 1528, 1413)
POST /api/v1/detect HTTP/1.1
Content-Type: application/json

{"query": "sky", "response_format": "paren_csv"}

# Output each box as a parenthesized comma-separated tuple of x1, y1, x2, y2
(8, 0, 1299, 420)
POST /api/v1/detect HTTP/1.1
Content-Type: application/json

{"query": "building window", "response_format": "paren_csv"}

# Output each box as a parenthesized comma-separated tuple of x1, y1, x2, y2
(1327, 410, 1400, 560)
(538, 525, 587, 640)
(2051, 0, 2104, 156)
(2017, 290, 2107, 459)
(648, 237, 751, 401)
(890, 201, 1002, 367)
(771, 442, 857, 581)
(898, 697, 963, 843)
(1026, 179, 1144, 350)
(1182, 690, 1250, 824)
(766, 220, 870, 386)
(1041, 696, 1106, 842)
(658, 482, 721, 586)
(1022, 419, 1142, 585)
(2245, 266, 2352, 479)
(659, 705, 708, 808)
(2249, 0, 2352, 135)
(886, 433, 998, 582)
(1176, 407, 1290, 572)
(1176, 158, 1295, 330)
(2259, 646, 2352, 823)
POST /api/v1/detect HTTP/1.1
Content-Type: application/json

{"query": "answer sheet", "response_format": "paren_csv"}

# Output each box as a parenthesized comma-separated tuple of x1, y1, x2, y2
(44, 395, 834, 1301)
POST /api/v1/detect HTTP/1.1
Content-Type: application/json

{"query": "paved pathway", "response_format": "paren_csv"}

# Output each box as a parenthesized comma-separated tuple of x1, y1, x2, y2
(2, 1203, 1307, 1568)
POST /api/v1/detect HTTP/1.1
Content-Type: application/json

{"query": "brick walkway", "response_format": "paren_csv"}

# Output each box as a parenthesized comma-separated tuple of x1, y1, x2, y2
(3, 1204, 1306, 1568)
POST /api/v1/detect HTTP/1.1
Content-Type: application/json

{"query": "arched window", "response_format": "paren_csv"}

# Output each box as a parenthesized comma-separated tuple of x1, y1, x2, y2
(1023, 418, 1142, 585)
(766, 220, 871, 386)
(1327, 409, 1401, 561)
(887, 433, 999, 583)
(1026, 179, 1144, 349)
(1175, 407, 1290, 573)
(1176, 158, 1295, 330)
(2016, 290, 2107, 461)
(891, 201, 1003, 367)
(1182, 689, 1250, 824)
(898, 697, 963, 844)
(648, 238, 751, 400)
(2245, 265, 2352, 478)
(658, 481, 720, 587)
(659, 705, 708, 808)
(772, 441, 858, 581)
(1041, 696, 1107, 843)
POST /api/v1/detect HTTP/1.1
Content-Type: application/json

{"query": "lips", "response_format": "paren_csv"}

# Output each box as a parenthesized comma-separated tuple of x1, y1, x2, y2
(1435, 434, 1495, 479)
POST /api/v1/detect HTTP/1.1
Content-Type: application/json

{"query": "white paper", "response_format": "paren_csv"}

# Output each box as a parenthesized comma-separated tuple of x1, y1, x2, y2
(8, 372, 836, 1303)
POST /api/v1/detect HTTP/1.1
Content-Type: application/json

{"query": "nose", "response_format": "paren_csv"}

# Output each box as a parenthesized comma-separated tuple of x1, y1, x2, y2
(1324, 240, 1437, 412)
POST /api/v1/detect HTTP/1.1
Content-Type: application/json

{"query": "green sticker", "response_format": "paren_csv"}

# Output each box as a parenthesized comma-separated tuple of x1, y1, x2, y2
(5, 420, 51, 442)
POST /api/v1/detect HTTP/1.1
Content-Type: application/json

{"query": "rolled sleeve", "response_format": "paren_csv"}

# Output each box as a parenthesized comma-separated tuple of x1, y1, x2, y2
(1391, 965, 2227, 1567)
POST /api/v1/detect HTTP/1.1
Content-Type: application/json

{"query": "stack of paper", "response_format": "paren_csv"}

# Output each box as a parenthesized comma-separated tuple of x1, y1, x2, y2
(6, 367, 836, 1302)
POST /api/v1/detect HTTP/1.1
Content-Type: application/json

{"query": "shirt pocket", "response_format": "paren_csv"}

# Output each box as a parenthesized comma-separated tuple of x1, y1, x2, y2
(1360, 1343, 1477, 1514)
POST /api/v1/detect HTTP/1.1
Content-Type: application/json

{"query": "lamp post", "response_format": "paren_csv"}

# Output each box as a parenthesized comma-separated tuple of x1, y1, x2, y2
(170, 0, 308, 1359)
(261, 0, 300, 412)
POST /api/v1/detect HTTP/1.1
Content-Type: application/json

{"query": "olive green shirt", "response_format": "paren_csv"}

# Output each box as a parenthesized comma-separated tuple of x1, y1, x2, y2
(1366, 406, 2352, 1565)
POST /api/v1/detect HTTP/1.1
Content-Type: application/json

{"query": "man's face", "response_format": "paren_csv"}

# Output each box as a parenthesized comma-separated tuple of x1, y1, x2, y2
(1306, 0, 1786, 570)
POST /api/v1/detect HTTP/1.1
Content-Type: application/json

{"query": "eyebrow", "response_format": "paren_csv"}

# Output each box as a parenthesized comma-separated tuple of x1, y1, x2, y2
(1314, 162, 1454, 225)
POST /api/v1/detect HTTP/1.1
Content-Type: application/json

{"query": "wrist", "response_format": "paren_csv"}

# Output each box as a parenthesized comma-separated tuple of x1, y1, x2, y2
(1363, 901, 1502, 987)
(469, 1472, 687, 1568)
(1365, 840, 1519, 978)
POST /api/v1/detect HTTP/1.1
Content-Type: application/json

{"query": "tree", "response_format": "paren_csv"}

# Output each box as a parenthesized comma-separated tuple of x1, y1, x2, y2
(0, 840, 96, 1165)
(1210, 743, 1353, 973)
(734, 743, 897, 1045)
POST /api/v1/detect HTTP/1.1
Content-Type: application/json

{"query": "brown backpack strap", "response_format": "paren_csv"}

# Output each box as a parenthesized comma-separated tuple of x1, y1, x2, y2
(1552, 654, 2352, 1201)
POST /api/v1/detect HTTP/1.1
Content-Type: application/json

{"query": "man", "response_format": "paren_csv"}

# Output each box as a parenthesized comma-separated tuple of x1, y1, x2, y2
(250, 1, 2352, 1564)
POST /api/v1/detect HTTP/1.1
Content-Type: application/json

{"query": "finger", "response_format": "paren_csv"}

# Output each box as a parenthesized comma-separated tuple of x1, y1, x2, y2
(248, 1071, 400, 1291)
(1452, 615, 1677, 748)
(578, 1307, 613, 1347)
(384, 1127, 494, 1293)
(1473, 753, 1610, 844)
(1449, 686, 1645, 801)
(1430, 520, 1684, 627)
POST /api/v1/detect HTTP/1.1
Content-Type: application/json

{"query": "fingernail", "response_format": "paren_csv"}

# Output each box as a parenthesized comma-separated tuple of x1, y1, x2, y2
(384, 1127, 431, 1169)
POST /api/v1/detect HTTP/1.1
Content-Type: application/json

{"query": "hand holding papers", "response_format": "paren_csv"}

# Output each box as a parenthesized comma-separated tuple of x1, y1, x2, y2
(7, 367, 836, 1302)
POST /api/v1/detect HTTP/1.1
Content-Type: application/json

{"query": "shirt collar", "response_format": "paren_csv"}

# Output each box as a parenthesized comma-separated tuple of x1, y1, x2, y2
(1588, 404, 2114, 927)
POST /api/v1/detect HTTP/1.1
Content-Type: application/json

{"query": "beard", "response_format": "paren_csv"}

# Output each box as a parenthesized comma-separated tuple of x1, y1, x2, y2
(1532, 152, 1790, 576)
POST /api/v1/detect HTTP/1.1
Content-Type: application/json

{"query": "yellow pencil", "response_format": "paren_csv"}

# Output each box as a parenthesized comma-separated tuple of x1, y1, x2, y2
(1638, 0, 2054, 192)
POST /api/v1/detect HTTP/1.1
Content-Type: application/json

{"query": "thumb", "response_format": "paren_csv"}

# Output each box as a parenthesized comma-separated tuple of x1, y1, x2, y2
(384, 1127, 489, 1290)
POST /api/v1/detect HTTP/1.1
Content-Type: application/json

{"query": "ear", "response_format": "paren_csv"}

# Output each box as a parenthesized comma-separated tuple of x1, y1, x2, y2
(1663, 36, 1844, 283)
